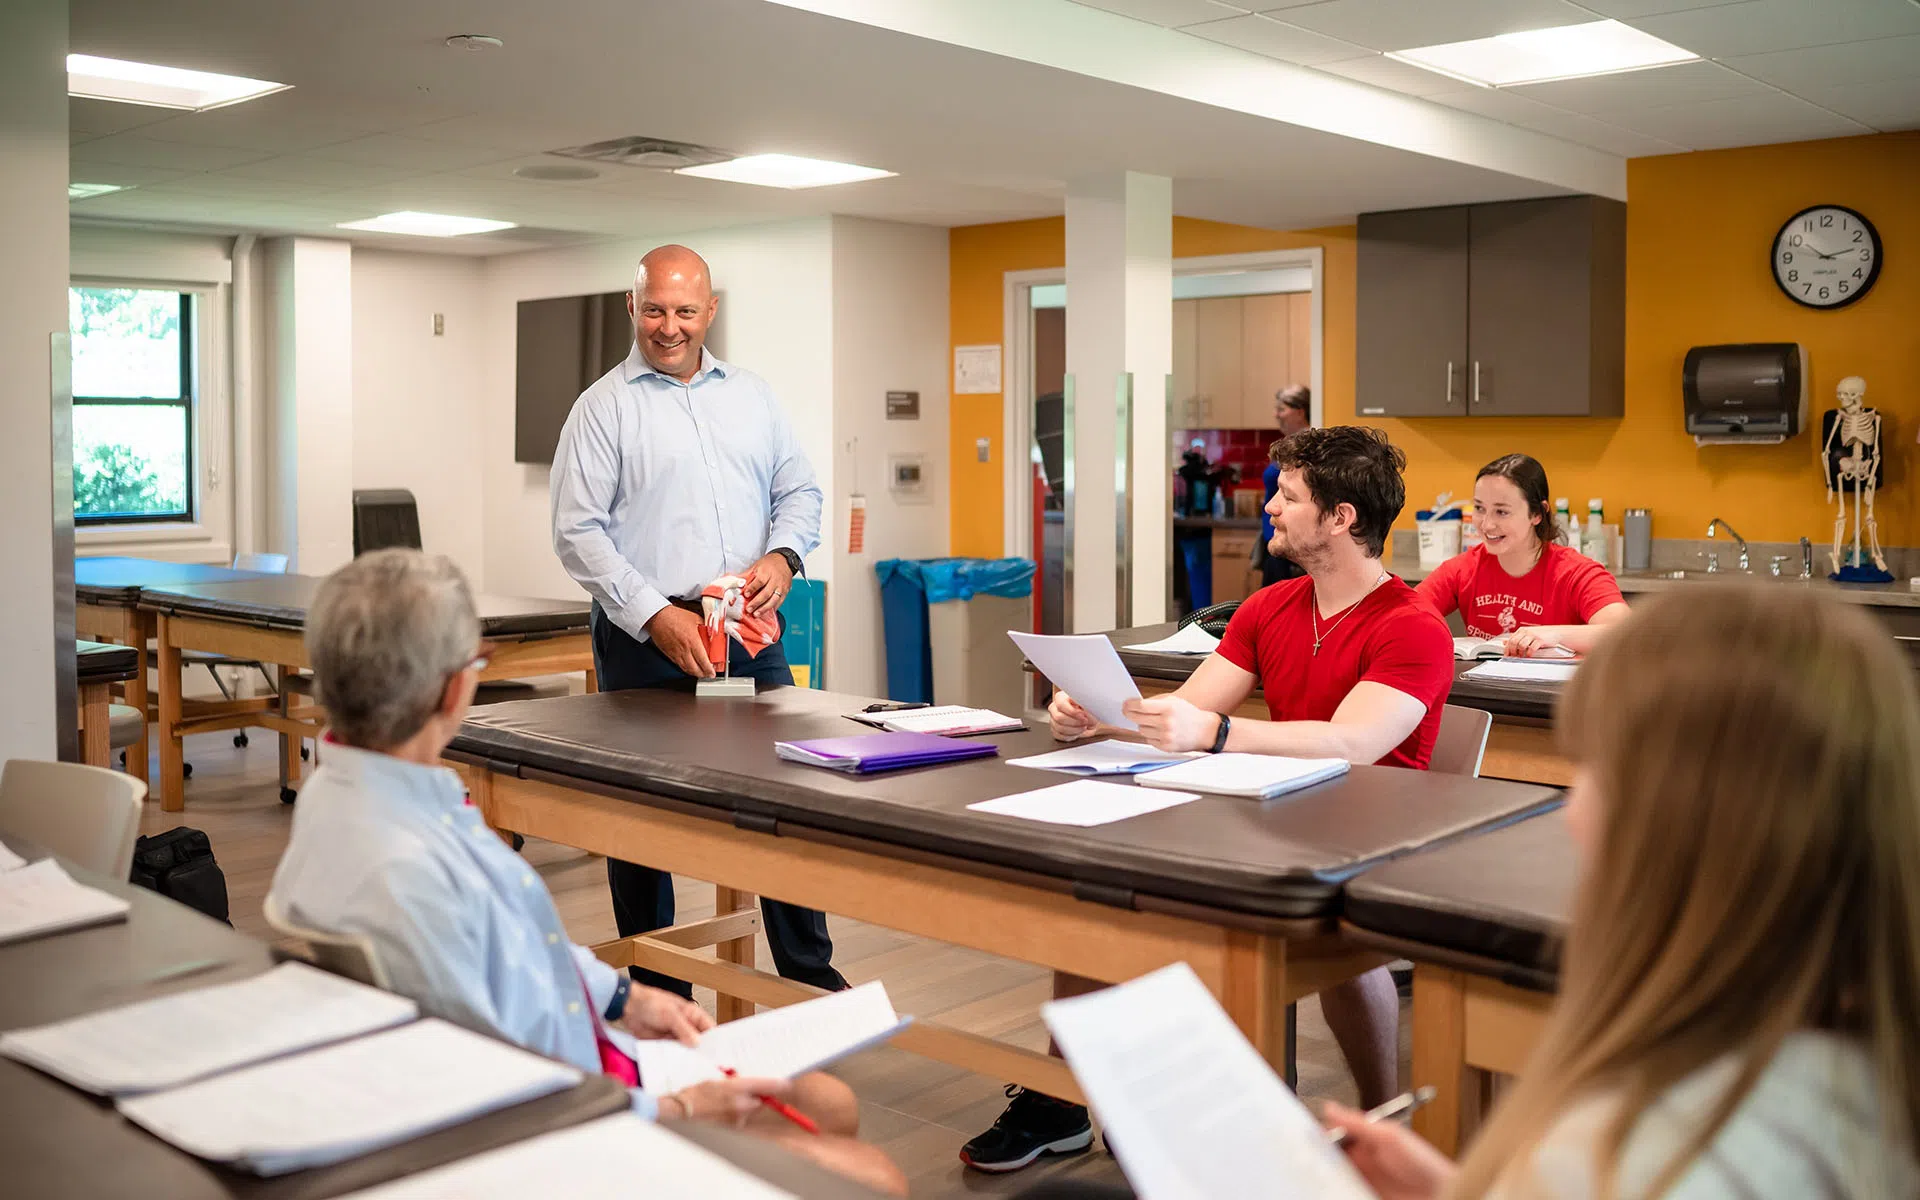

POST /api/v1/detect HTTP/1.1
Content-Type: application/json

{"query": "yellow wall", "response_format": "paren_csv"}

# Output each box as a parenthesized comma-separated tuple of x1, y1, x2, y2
(949, 131, 1919, 558)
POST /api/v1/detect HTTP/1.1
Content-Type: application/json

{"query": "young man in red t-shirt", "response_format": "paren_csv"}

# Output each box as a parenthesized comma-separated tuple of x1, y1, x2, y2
(959, 427, 1452, 1175)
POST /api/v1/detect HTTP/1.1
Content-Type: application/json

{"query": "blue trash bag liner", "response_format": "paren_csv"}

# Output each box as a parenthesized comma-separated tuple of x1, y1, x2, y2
(874, 557, 1036, 604)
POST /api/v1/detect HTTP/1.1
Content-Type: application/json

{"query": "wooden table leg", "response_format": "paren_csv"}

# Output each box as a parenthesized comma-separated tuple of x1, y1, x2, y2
(278, 664, 303, 801)
(122, 614, 152, 787)
(1411, 966, 1485, 1156)
(156, 615, 186, 812)
(584, 667, 598, 694)
(79, 683, 112, 769)
(712, 885, 757, 1023)
(1220, 928, 1290, 1076)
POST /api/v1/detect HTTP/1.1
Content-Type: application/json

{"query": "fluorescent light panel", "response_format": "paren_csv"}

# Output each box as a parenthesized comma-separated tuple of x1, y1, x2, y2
(67, 53, 289, 111)
(675, 153, 894, 189)
(68, 182, 124, 199)
(336, 211, 518, 237)
(1387, 20, 1697, 88)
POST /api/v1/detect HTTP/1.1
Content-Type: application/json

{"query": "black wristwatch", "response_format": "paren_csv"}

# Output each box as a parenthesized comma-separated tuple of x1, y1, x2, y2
(1209, 713, 1231, 754)
(604, 973, 632, 1023)
(773, 547, 803, 577)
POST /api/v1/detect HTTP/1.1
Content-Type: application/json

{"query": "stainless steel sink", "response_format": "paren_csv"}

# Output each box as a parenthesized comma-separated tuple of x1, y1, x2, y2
(1642, 570, 1814, 582)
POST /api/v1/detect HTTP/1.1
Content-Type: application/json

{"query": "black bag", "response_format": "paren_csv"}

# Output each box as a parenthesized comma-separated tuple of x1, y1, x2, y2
(130, 827, 231, 925)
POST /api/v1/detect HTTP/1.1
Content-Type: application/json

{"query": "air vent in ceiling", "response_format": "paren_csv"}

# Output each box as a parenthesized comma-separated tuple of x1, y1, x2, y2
(547, 136, 734, 171)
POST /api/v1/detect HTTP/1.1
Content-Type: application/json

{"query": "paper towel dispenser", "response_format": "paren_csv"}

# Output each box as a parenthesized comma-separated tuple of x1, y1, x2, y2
(1684, 343, 1807, 446)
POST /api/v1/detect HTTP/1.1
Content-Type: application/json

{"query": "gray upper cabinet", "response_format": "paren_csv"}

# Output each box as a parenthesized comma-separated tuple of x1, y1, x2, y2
(1359, 195, 1625, 418)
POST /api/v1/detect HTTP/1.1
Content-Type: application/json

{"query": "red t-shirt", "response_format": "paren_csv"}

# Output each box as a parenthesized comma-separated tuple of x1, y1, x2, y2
(1215, 575, 1454, 770)
(1415, 543, 1624, 640)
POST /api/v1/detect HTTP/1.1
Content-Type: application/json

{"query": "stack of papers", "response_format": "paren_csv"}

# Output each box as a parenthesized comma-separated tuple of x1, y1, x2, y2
(0, 961, 418, 1095)
(1007, 739, 1204, 777)
(1044, 963, 1374, 1200)
(967, 780, 1203, 827)
(0, 839, 27, 872)
(1008, 631, 1142, 730)
(0, 858, 130, 945)
(1137, 753, 1349, 799)
(1464, 659, 1578, 683)
(627, 981, 909, 1095)
(338, 1114, 797, 1199)
(115, 1019, 581, 1176)
(849, 705, 1025, 736)
(1123, 625, 1222, 655)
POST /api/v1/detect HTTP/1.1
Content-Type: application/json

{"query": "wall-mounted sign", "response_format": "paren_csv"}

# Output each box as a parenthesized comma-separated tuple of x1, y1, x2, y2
(954, 344, 1002, 394)
(886, 390, 919, 419)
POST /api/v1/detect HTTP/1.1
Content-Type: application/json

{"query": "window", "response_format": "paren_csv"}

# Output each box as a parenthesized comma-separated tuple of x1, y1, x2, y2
(69, 287, 195, 524)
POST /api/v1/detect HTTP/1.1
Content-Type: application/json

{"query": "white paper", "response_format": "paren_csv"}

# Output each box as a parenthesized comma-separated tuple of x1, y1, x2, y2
(881, 705, 1024, 736)
(0, 839, 25, 872)
(1007, 740, 1204, 776)
(116, 1019, 581, 1176)
(0, 961, 419, 1095)
(337, 1114, 797, 1200)
(1135, 753, 1349, 799)
(0, 857, 130, 945)
(1454, 637, 1573, 661)
(953, 343, 1002, 394)
(1009, 631, 1142, 731)
(629, 981, 906, 1097)
(1124, 625, 1222, 655)
(967, 780, 1202, 827)
(1044, 963, 1374, 1200)
(1465, 659, 1578, 683)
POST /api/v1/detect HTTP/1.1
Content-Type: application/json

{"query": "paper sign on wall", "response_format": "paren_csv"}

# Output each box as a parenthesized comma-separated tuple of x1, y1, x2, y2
(954, 345, 1002, 395)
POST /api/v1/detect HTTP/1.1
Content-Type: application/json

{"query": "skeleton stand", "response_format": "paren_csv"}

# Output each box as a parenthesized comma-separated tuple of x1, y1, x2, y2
(1823, 402, 1893, 583)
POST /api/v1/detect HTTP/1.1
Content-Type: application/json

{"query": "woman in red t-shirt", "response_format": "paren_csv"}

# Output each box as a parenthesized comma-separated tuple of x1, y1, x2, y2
(1417, 454, 1628, 656)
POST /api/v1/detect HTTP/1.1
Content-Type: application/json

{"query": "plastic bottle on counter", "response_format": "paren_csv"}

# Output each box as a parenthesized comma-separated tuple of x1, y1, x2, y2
(1585, 499, 1608, 565)
(1554, 498, 1575, 550)
(1461, 509, 1483, 551)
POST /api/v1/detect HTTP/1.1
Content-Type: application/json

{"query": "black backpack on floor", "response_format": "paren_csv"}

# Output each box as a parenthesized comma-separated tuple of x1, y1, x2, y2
(130, 827, 231, 925)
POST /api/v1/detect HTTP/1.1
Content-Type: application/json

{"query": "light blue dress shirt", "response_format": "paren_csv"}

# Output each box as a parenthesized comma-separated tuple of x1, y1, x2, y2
(266, 743, 657, 1118)
(550, 343, 824, 641)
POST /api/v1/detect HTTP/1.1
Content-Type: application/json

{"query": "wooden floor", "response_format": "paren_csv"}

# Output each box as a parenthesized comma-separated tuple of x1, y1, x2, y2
(140, 729, 1409, 1198)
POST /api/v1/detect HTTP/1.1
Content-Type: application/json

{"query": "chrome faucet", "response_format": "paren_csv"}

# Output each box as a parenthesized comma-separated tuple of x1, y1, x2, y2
(1706, 518, 1749, 572)
(1800, 536, 1814, 579)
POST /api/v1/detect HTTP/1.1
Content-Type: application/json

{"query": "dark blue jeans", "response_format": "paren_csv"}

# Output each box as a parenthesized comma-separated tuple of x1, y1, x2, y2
(590, 604, 848, 998)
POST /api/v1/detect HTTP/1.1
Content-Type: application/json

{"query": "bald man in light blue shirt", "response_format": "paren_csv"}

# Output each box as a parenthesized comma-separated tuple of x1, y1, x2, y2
(549, 245, 845, 1000)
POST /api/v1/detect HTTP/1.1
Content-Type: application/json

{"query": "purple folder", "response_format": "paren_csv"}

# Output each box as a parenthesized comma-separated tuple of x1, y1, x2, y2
(774, 731, 998, 774)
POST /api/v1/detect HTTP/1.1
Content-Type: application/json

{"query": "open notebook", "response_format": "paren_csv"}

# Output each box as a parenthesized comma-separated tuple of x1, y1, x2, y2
(846, 704, 1025, 737)
(1007, 740, 1203, 777)
(1465, 659, 1579, 684)
(0, 858, 130, 945)
(1136, 753, 1349, 800)
(0, 961, 418, 1095)
(625, 980, 909, 1096)
(1454, 636, 1575, 661)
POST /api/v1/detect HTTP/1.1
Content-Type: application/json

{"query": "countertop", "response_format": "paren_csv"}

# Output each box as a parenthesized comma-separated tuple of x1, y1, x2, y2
(1174, 516, 1263, 531)
(1389, 559, 1920, 609)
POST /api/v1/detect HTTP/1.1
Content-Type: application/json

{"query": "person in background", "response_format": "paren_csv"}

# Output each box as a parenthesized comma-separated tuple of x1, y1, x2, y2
(1416, 454, 1627, 657)
(1330, 585, 1920, 1198)
(959, 427, 1452, 1175)
(269, 550, 904, 1195)
(1255, 384, 1313, 587)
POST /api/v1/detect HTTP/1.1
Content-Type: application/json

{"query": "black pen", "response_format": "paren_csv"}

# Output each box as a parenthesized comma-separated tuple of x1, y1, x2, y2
(1327, 1085, 1437, 1146)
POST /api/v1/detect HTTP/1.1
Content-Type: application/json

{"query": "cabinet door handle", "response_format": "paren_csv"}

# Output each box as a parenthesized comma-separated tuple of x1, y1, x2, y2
(1445, 361, 1455, 406)
(1472, 361, 1482, 406)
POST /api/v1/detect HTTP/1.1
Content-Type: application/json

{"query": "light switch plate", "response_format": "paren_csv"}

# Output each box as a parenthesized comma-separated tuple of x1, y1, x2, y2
(975, 437, 991, 463)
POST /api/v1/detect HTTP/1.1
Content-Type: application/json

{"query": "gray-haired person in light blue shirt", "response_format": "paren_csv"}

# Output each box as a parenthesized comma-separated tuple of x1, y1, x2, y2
(549, 245, 848, 1003)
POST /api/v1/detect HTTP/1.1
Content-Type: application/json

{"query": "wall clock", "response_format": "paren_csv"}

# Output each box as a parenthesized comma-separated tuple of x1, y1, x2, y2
(1772, 204, 1881, 310)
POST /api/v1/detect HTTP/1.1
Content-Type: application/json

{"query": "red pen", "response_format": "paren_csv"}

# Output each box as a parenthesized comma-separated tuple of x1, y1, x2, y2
(720, 1066, 819, 1135)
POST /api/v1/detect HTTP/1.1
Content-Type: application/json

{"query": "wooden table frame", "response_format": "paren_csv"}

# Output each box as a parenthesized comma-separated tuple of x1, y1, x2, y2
(77, 681, 117, 769)
(456, 765, 1392, 1104)
(1409, 965, 1552, 1154)
(75, 600, 153, 787)
(152, 614, 594, 811)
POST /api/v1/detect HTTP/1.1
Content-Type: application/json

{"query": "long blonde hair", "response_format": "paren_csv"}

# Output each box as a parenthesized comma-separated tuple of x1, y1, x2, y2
(1450, 585, 1920, 1197)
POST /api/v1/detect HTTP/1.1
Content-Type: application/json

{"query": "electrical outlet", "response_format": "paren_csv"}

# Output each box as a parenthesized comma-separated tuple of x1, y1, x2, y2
(432, 313, 444, 336)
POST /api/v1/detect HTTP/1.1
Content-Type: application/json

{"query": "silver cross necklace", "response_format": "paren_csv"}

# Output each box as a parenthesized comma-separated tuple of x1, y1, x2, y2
(1311, 571, 1390, 655)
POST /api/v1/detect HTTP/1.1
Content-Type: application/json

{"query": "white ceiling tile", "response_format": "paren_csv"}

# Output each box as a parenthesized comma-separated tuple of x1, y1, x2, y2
(1795, 76, 1920, 130)
(1627, 0, 1920, 59)
(400, 113, 639, 154)
(69, 97, 174, 138)
(1492, 102, 1693, 155)
(1721, 34, 1920, 94)
(1604, 88, 1874, 149)
(121, 93, 406, 153)
(1067, 0, 1250, 26)
(1313, 53, 1475, 95)
(69, 134, 275, 172)
(1573, 0, 1745, 16)
(222, 156, 426, 187)
(1506, 59, 1774, 112)
(305, 134, 521, 171)
(1430, 86, 1569, 124)
(64, 163, 189, 188)
(140, 173, 339, 200)
(1183, 13, 1373, 64)
(1272, 0, 1599, 52)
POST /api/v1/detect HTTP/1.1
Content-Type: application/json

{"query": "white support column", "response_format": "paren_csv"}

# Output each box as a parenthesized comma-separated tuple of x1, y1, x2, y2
(1064, 172, 1171, 633)
(263, 238, 355, 575)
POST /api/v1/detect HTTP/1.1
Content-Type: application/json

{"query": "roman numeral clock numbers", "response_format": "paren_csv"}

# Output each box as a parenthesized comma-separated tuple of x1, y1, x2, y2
(1773, 204, 1882, 310)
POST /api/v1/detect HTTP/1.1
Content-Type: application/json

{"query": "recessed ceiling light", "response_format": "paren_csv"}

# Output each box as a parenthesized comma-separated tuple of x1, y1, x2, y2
(514, 163, 601, 182)
(68, 182, 124, 199)
(674, 153, 895, 190)
(66, 53, 290, 111)
(1386, 20, 1697, 88)
(336, 211, 518, 237)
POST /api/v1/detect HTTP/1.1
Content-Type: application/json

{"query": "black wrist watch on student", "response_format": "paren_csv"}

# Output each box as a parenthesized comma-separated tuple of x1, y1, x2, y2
(1210, 713, 1231, 754)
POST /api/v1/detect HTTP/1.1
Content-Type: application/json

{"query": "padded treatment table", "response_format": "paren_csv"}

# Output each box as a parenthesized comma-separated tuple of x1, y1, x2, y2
(445, 684, 1559, 1105)
(0, 838, 631, 1200)
(139, 576, 594, 812)
(1341, 807, 1574, 1155)
(1110, 623, 1573, 786)
(76, 557, 282, 789)
(76, 640, 141, 769)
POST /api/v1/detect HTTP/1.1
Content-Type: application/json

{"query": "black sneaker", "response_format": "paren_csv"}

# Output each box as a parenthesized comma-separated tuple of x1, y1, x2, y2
(959, 1086, 1094, 1173)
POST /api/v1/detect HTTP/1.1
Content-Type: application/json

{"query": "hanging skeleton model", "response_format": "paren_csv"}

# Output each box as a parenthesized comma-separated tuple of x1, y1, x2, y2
(1821, 376, 1894, 583)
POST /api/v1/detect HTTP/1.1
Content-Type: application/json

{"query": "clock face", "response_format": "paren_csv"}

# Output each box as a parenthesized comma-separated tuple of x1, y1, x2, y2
(1773, 205, 1881, 309)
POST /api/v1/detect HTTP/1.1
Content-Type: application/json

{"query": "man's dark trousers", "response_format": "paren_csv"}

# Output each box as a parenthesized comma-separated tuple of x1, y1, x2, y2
(591, 604, 848, 998)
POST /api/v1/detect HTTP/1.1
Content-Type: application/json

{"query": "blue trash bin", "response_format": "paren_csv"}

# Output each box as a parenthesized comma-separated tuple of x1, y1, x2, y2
(875, 557, 1035, 703)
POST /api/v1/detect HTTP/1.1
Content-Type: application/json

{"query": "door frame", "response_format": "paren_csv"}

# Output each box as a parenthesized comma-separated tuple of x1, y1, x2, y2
(1002, 247, 1324, 559)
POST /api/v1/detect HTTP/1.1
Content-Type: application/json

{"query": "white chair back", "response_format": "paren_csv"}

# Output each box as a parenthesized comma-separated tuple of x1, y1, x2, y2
(0, 759, 145, 877)
(233, 552, 289, 574)
(1431, 705, 1493, 778)
(262, 893, 392, 990)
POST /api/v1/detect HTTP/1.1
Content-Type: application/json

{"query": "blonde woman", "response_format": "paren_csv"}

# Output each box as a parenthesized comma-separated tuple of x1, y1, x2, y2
(1330, 585, 1920, 1198)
